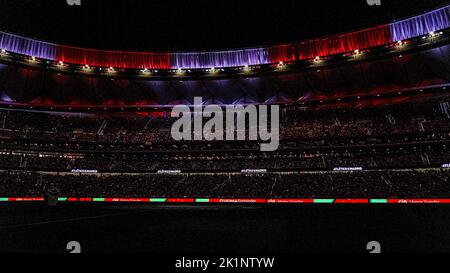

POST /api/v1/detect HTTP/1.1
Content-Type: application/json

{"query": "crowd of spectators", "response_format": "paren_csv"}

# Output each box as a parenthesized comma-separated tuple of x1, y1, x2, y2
(0, 144, 447, 172)
(0, 96, 449, 198)
(0, 97, 449, 148)
(0, 170, 448, 199)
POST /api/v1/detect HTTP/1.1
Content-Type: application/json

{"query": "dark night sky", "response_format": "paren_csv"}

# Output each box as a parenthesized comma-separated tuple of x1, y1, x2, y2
(0, 0, 449, 51)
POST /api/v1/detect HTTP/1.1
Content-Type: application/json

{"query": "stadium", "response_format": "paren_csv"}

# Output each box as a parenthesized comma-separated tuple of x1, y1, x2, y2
(2, 0, 450, 256)
(0, 3, 449, 206)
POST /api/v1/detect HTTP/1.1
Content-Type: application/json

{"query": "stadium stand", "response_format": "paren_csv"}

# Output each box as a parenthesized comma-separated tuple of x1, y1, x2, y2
(0, 5, 450, 200)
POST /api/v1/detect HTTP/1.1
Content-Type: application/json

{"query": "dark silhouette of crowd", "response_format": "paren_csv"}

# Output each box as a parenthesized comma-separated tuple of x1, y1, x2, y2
(0, 170, 449, 199)
(0, 95, 449, 198)
(0, 97, 449, 148)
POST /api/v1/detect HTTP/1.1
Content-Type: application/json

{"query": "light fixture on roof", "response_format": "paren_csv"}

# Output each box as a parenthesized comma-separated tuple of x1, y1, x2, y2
(0, 49, 6, 54)
(354, 49, 360, 55)
(277, 61, 287, 70)
(314, 56, 321, 62)
(428, 31, 443, 38)
(107, 67, 115, 73)
(395, 40, 406, 48)
(30, 56, 36, 62)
